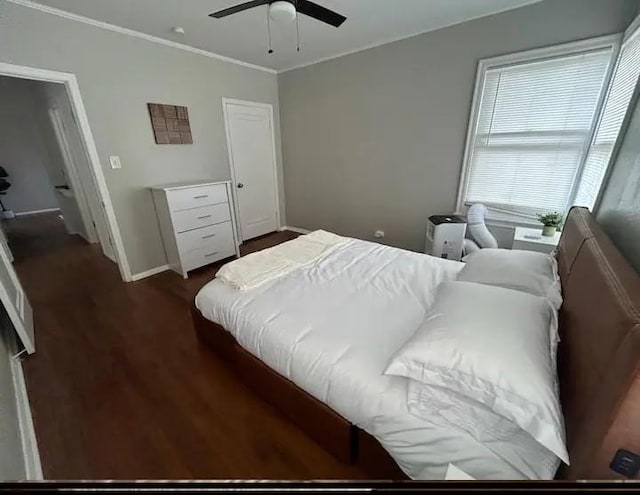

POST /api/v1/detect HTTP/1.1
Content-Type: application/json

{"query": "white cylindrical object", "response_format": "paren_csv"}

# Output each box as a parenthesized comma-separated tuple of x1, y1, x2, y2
(466, 203, 498, 249)
(463, 238, 481, 258)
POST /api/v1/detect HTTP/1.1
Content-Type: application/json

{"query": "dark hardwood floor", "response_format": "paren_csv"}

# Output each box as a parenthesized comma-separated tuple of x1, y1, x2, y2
(7, 213, 366, 480)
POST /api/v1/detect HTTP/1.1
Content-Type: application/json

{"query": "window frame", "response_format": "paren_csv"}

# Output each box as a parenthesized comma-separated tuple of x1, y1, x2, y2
(455, 34, 622, 225)
(592, 16, 640, 212)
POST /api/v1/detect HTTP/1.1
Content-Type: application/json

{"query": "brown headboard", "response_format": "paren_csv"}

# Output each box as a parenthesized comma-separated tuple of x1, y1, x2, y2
(556, 207, 640, 479)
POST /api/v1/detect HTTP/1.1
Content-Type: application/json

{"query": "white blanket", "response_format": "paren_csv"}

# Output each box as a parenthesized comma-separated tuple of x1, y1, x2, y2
(216, 230, 346, 291)
(196, 237, 560, 480)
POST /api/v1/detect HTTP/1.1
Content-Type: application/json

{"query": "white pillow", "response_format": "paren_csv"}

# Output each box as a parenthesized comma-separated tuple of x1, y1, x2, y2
(457, 249, 562, 310)
(385, 281, 568, 463)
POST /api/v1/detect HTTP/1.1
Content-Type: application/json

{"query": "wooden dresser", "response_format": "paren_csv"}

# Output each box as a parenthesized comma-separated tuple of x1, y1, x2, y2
(151, 180, 240, 278)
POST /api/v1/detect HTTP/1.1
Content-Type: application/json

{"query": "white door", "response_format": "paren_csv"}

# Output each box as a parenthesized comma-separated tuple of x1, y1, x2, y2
(223, 100, 279, 241)
(0, 235, 34, 353)
(49, 107, 115, 261)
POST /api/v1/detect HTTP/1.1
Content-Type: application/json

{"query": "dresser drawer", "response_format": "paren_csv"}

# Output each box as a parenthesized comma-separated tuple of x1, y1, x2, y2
(182, 234, 236, 271)
(176, 221, 234, 254)
(172, 203, 230, 233)
(166, 184, 228, 212)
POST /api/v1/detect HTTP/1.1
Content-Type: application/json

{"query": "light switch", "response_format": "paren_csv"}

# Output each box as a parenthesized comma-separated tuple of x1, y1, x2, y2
(109, 156, 122, 169)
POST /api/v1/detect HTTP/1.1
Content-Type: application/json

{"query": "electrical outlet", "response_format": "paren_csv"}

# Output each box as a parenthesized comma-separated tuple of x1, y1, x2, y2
(610, 449, 640, 478)
(374, 230, 385, 239)
(109, 156, 122, 169)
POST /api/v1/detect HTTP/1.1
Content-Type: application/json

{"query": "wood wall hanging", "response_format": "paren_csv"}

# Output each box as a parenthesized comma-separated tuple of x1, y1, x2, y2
(147, 103, 193, 145)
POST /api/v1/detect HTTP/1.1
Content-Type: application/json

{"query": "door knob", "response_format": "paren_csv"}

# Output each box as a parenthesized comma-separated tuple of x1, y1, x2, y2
(237, 183, 244, 188)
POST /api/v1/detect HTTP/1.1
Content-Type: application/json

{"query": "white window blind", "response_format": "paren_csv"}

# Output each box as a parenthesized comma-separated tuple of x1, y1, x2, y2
(462, 43, 615, 219)
(575, 24, 640, 209)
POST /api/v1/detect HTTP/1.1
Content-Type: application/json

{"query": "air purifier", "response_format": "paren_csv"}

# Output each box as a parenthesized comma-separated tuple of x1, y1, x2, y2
(424, 215, 467, 261)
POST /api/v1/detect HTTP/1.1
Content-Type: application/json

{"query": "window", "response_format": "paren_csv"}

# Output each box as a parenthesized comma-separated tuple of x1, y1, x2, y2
(575, 21, 640, 209)
(458, 36, 620, 222)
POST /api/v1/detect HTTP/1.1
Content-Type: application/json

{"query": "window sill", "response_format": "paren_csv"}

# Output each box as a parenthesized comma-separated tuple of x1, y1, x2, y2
(484, 217, 541, 230)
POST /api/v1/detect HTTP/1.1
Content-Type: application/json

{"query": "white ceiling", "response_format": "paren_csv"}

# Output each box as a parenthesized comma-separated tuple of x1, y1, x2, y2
(29, 0, 543, 72)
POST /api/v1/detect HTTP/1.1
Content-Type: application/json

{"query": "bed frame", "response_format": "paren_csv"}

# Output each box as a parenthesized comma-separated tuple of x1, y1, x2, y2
(191, 207, 640, 480)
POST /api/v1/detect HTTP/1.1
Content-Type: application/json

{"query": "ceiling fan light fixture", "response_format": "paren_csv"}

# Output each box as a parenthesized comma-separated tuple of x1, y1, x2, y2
(269, 1, 297, 23)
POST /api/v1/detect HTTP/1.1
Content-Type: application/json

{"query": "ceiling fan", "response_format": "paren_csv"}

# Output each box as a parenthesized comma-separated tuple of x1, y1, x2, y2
(209, 0, 347, 28)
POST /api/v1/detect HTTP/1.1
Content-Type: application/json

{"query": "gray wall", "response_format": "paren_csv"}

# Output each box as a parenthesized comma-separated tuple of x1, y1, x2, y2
(0, 77, 59, 215)
(597, 93, 640, 273)
(278, 0, 639, 252)
(0, 1, 284, 275)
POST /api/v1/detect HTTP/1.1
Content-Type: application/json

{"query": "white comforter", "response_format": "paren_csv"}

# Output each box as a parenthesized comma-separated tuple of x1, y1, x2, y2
(195, 237, 560, 480)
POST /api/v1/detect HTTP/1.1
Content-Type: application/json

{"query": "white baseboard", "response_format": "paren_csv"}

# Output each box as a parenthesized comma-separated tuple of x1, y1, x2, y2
(279, 226, 311, 235)
(131, 264, 170, 281)
(14, 208, 61, 217)
(11, 354, 43, 480)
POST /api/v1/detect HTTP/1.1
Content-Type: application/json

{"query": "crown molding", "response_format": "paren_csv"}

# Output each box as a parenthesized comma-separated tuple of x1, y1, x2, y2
(277, 0, 545, 74)
(7, 0, 546, 76)
(277, 27, 449, 74)
(5, 0, 277, 74)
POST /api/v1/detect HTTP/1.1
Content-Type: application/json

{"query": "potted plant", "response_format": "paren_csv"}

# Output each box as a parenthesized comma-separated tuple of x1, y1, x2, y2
(537, 211, 564, 237)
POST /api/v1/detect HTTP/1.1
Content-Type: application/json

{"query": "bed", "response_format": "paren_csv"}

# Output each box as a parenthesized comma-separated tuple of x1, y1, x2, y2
(191, 207, 640, 480)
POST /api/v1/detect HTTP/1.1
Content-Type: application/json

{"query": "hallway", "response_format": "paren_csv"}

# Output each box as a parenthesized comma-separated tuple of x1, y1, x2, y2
(3, 212, 83, 263)
(7, 214, 362, 480)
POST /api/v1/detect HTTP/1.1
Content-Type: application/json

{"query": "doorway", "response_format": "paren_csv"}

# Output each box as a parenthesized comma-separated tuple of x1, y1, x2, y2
(0, 63, 129, 355)
(0, 62, 129, 283)
(0, 75, 91, 355)
(222, 98, 281, 241)
(0, 76, 96, 239)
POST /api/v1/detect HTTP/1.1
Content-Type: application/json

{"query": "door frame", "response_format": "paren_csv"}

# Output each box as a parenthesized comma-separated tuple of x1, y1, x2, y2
(47, 106, 98, 244)
(0, 62, 131, 281)
(0, 236, 34, 354)
(221, 97, 281, 242)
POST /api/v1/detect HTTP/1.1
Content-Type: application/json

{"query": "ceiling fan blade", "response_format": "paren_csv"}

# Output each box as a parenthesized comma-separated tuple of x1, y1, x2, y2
(295, 0, 346, 27)
(209, 0, 269, 18)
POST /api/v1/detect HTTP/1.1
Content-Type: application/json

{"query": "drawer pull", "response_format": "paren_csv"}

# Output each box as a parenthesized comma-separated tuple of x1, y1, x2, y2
(197, 214, 212, 220)
(202, 234, 217, 239)
(205, 251, 219, 257)
(193, 195, 209, 199)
